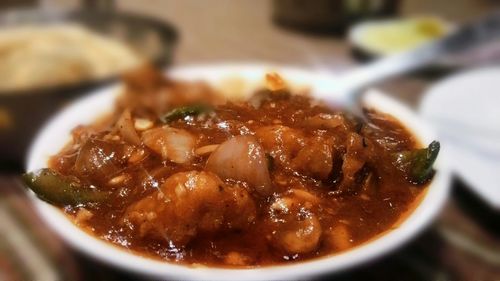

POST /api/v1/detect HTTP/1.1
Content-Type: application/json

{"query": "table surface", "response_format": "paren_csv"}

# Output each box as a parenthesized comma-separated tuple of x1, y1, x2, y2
(1, 0, 500, 280)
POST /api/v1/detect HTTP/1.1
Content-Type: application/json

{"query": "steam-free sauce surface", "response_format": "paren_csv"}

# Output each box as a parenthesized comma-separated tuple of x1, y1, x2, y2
(44, 68, 434, 267)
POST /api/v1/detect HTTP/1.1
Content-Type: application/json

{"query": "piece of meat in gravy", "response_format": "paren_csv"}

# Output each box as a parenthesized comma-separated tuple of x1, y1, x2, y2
(123, 171, 256, 246)
(267, 190, 322, 254)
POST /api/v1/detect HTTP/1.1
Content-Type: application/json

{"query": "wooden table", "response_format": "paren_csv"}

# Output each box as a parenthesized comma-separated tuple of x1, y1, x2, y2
(1, 0, 500, 280)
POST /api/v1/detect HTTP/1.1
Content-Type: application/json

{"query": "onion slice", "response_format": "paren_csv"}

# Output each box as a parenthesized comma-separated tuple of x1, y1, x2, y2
(116, 109, 141, 145)
(206, 135, 272, 195)
(142, 126, 196, 164)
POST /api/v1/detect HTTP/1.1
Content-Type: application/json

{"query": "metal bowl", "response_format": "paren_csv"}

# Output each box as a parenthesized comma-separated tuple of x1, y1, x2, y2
(0, 8, 178, 170)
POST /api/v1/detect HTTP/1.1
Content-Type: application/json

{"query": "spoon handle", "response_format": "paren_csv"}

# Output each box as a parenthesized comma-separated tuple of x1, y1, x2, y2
(339, 10, 500, 102)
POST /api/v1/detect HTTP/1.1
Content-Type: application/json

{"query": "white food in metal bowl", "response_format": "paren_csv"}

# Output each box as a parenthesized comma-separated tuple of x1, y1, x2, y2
(0, 24, 141, 91)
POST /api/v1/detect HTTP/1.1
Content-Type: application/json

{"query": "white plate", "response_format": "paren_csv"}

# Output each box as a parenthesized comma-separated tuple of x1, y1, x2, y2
(420, 66, 500, 209)
(26, 64, 451, 281)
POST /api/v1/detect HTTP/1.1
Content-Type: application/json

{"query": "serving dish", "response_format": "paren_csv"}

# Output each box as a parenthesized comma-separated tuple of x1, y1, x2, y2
(0, 8, 177, 168)
(26, 64, 451, 280)
(349, 17, 453, 58)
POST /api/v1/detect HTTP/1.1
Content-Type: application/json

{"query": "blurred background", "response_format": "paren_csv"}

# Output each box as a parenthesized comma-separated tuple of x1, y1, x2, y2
(1, 0, 500, 280)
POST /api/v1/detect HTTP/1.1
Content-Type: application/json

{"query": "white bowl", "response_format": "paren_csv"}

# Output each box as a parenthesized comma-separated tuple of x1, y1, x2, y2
(26, 64, 451, 281)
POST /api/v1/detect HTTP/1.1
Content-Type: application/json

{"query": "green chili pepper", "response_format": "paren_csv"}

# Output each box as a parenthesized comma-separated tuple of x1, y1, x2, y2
(22, 168, 109, 205)
(160, 104, 213, 123)
(392, 141, 440, 185)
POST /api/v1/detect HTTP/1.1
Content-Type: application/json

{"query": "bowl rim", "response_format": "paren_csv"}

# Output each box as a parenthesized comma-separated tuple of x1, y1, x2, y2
(25, 63, 451, 281)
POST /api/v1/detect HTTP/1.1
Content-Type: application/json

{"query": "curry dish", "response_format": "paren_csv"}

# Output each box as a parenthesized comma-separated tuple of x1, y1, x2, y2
(23, 66, 439, 267)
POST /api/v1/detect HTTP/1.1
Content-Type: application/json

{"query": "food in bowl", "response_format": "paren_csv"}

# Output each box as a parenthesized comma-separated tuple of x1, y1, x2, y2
(23, 66, 439, 267)
(0, 24, 141, 92)
(350, 16, 452, 56)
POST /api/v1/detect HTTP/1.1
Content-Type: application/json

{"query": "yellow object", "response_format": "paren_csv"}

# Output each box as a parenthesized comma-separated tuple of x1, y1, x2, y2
(357, 17, 451, 55)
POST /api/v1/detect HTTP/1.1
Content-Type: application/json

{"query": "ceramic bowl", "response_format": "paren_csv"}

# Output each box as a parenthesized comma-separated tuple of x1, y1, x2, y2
(26, 64, 451, 281)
